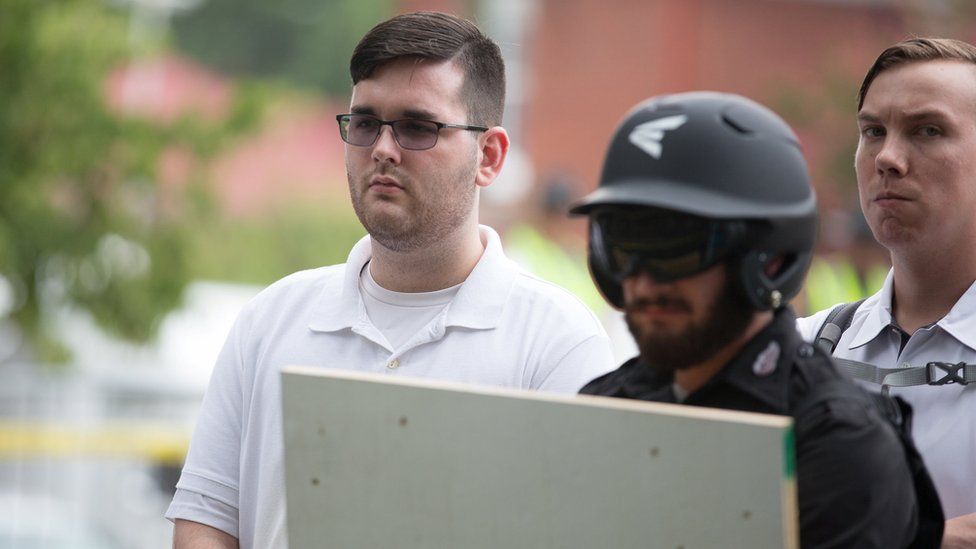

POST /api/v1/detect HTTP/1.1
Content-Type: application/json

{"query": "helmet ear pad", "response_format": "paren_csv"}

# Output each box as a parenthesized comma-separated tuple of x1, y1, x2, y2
(734, 249, 813, 311)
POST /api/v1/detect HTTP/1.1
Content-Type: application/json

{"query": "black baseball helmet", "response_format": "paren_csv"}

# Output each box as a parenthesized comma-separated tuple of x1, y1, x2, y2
(570, 91, 817, 311)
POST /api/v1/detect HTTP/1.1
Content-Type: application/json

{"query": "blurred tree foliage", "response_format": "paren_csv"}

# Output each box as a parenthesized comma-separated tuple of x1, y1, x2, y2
(0, 0, 263, 361)
(170, 0, 393, 96)
(183, 201, 366, 285)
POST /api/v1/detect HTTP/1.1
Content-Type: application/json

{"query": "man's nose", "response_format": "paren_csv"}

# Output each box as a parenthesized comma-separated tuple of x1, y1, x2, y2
(371, 125, 402, 165)
(622, 269, 672, 296)
(875, 135, 908, 177)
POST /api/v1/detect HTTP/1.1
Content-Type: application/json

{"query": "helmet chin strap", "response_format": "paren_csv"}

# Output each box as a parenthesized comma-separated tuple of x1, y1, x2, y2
(760, 254, 785, 308)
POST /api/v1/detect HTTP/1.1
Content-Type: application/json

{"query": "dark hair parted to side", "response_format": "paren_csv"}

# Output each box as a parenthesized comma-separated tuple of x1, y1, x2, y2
(858, 37, 976, 110)
(350, 11, 506, 127)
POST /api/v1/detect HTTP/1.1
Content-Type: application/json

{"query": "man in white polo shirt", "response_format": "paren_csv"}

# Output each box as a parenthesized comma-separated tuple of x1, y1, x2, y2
(165, 12, 615, 548)
(797, 37, 976, 548)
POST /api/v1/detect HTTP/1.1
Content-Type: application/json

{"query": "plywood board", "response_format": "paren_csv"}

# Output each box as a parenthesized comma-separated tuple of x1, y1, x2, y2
(282, 367, 797, 549)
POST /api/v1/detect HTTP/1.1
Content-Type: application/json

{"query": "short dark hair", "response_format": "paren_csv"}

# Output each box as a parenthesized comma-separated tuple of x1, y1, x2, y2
(858, 37, 976, 110)
(350, 11, 506, 127)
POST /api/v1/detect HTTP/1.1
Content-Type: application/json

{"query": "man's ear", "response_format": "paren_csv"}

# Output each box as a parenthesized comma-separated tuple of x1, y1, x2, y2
(475, 126, 509, 188)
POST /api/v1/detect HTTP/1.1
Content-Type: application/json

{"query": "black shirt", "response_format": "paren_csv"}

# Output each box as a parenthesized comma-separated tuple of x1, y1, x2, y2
(581, 308, 919, 549)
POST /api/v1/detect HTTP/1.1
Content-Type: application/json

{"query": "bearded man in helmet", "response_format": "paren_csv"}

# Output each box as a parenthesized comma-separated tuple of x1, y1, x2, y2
(574, 92, 940, 548)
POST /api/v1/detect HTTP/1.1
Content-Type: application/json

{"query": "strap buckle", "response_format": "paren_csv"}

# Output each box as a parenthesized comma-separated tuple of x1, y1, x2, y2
(925, 362, 970, 386)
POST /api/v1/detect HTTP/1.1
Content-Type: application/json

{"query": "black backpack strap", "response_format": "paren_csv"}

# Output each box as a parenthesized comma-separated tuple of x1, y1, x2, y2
(814, 299, 866, 354)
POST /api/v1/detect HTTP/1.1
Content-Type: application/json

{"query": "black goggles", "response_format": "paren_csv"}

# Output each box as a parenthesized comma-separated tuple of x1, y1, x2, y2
(589, 207, 749, 283)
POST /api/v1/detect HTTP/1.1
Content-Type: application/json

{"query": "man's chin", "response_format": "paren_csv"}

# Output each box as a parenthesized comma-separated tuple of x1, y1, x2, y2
(626, 322, 691, 372)
(627, 300, 753, 374)
(365, 218, 432, 253)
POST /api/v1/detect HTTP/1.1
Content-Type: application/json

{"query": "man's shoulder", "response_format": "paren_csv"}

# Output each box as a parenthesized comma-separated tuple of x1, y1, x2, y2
(579, 357, 654, 397)
(794, 306, 836, 342)
(795, 290, 881, 343)
(507, 268, 603, 323)
(785, 343, 929, 543)
(797, 272, 901, 340)
(244, 263, 347, 314)
(786, 346, 893, 438)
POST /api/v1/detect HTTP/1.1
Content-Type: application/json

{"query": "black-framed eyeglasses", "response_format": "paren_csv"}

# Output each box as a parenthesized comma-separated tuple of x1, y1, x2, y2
(336, 113, 488, 151)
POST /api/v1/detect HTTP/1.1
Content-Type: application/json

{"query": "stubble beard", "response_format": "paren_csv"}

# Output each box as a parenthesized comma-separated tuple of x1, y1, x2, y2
(625, 269, 755, 374)
(347, 160, 478, 253)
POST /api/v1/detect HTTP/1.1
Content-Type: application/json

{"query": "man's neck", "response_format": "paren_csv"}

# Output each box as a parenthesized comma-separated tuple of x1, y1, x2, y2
(891, 250, 976, 334)
(673, 311, 774, 395)
(368, 223, 485, 293)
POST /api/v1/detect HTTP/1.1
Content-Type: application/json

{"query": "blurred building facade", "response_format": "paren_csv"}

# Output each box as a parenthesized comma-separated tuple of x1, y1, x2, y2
(105, 0, 976, 228)
(521, 0, 974, 214)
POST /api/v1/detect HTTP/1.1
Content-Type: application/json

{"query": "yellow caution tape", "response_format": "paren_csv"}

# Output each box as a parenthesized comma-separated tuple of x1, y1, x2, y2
(0, 420, 190, 466)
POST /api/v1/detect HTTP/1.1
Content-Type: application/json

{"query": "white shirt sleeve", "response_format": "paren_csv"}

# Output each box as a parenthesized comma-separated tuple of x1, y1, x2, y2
(165, 310, 250, 539)
(165, 489, 240, 538)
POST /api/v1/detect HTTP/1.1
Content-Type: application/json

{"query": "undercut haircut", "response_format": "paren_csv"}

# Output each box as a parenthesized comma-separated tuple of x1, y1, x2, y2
(350, 11, 506, 128)
(858, 37, 976, 110)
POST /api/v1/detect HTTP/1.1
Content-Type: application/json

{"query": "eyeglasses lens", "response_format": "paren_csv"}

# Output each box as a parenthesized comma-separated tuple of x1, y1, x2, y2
(392, 119, 439, 150)
(340, 115, 439, 150)
(342, 115, 379, 146)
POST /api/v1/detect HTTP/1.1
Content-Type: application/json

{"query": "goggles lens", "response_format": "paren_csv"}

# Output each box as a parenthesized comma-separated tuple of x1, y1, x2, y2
(590, 207, 746, 282)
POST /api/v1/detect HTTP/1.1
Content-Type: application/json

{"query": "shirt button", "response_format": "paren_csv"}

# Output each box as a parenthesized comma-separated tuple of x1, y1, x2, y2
(387, 359, 400, 369)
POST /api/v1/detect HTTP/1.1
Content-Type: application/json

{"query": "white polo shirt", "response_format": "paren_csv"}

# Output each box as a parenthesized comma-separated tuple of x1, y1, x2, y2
(165, 225, 616, 548)
(797, 270, 976, 519)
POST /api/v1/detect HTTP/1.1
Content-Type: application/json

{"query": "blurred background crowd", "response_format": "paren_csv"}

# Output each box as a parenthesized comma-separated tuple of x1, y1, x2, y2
(2, 0, 975, 546)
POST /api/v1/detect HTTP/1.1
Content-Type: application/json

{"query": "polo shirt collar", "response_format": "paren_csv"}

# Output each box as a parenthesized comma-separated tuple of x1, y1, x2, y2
(307, 225, 518, 333)
(846, 271, 976, 352)
(847, 268, 895, 349)
(939, 279, 976, 352)
(307, 233, 372, 332)
(442, 225, 518, 330)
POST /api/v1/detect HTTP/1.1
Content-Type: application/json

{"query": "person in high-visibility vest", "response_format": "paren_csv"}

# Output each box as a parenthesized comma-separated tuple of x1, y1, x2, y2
(801, 214, 890, 316)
